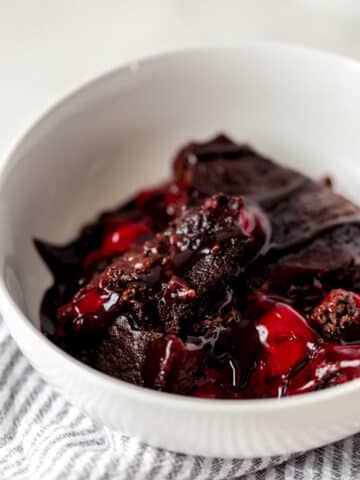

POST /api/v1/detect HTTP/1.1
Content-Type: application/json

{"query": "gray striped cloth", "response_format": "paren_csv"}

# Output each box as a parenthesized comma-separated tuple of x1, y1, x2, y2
(1, 316, 359, 480)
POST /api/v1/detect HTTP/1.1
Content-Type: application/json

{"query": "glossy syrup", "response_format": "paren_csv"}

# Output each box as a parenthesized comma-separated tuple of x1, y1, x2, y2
(35, 135, 360, 398)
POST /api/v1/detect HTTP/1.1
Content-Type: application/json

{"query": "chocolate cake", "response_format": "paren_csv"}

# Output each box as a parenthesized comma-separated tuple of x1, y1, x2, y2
(35, 134, 360, 398)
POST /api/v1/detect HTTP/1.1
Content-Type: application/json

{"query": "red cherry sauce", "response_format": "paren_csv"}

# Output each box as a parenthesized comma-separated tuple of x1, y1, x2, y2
(35, 134, 360, 398)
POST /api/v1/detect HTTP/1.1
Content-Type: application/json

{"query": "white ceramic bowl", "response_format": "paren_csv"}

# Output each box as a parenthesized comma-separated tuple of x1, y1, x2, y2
(1, 43, 360, 459)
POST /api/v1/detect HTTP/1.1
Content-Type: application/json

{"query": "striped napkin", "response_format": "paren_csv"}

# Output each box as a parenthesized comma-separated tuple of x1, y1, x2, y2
(0, 316, 359, 480)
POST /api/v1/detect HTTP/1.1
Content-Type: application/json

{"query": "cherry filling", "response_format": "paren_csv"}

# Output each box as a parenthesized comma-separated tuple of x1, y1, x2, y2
(83, 220, 153, 269)
(35, 134, 360, 398)
(57, 287, 119, 335)
(246, 300, 320, 398)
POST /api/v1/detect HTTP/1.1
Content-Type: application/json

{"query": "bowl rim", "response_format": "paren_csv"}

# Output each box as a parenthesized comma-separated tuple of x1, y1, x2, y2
(2, 40, 360, 413)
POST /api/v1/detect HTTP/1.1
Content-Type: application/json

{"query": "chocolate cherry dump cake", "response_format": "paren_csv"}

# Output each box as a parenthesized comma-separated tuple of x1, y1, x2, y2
(35, 134, 360, 398)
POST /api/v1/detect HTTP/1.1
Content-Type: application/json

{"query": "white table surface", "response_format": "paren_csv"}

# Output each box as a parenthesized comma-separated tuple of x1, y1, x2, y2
(1, 0, 360, 171)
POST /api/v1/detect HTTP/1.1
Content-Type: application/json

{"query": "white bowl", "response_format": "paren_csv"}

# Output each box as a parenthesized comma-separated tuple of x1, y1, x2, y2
(1, 43, 360, 459)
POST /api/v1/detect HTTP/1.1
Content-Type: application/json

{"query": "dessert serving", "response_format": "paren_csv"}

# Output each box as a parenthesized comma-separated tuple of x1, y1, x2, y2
(35, 134, 360, 399)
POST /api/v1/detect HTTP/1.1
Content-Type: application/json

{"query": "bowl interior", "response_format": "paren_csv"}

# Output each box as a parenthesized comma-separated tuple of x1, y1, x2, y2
(1, 45, 360, 328)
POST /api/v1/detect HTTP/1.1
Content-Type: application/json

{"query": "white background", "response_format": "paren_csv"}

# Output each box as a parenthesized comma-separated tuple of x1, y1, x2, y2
(1, 0, 360, 168)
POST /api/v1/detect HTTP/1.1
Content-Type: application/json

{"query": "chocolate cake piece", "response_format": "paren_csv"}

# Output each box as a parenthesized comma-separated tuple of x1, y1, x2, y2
(155, 196, 268, 332)
(174, 135, 360, 251)
(173, 134, 305, 203)
(95, 316, 162, 385)
(57, 193, 267, 336)
(95, 300, 251, 393)
(266, 183, 360, 250)
(248, 223, 360, 311)
(311, 289, 360, 342)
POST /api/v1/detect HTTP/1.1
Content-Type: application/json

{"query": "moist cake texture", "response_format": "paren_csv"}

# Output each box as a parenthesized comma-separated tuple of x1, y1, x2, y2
(36, 135, 360, 398)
